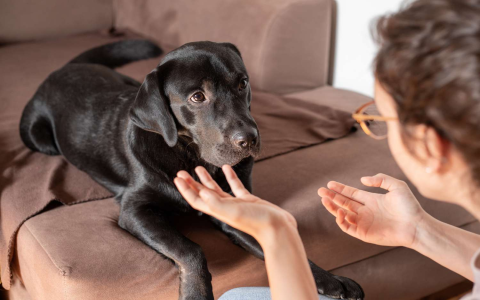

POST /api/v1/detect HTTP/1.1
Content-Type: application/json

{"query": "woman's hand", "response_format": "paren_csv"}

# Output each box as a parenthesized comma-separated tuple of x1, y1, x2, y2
(175, 166, 319, 300)
(319, 173, 427, 248)
(173, 165, 297, 243)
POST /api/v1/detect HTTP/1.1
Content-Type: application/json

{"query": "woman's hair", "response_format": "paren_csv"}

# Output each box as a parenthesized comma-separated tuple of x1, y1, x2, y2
(374, 0, 480, 184)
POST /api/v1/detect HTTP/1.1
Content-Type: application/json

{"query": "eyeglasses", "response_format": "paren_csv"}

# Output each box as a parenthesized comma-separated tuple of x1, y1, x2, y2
(352, 101, 397, 140)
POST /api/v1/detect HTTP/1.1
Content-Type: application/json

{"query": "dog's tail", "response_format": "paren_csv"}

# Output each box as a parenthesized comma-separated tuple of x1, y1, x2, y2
(68, 39, 163, 69)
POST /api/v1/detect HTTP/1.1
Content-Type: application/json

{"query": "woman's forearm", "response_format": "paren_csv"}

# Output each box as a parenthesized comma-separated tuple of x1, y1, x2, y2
(411, 213, 480, 280)
(259, 224, 318, 300)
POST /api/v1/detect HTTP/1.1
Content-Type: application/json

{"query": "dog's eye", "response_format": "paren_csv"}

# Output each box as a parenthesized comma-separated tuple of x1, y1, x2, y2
(190, 92, 206, 102)
(239, 79, 248, 90)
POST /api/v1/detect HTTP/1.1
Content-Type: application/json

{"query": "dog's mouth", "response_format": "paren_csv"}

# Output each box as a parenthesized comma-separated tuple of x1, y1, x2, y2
(179, 132, 260, 167)
(198, 143, 260, 167)
(244, 148, 260, 159)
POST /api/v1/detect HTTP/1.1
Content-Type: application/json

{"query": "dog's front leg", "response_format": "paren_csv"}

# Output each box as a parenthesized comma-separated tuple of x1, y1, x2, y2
(119, 197, 213, 300)
(209, 217, 264, 260)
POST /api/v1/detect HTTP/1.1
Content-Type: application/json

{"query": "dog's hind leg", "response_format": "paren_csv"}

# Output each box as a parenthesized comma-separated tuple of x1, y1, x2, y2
(19, 93, 60, 155)
(119, 193, 213, 300)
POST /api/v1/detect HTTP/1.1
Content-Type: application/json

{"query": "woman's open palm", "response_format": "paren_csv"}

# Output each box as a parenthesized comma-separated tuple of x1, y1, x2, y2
(319, 174, 426, 248)
(174, 165, 297, 242)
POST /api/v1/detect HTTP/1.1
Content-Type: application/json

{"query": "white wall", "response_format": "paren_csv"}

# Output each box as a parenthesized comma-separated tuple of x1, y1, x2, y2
(333, 0, 405, 97)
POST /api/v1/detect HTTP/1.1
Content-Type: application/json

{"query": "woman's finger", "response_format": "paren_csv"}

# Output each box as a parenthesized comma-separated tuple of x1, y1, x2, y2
(177, 170, 205, 192)
(361, 173, 407, 192)
(318, 187, 363, 213)
(322, 197, 339, 217)
(198, 187, 222, 206)
(174, 177, 208, 211)
(321, 197, 358, 225)
(197, 188, 239, 223)
(336, 209, 359, 236)
(195, 166, 230, 197)
(326, 181, 371, 204)
(222, 165, 250, 197)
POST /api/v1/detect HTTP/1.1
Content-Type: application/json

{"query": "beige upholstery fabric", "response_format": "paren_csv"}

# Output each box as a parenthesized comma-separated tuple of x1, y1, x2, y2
(0, 0, 113, 44)
(113, 0, 334, 94)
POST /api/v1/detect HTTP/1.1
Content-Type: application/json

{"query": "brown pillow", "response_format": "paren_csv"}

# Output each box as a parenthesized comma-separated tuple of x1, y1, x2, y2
(252, 91, 355, 161)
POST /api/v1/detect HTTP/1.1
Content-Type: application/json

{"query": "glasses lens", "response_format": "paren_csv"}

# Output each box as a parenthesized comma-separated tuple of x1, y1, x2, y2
(361, 104, 387, 138)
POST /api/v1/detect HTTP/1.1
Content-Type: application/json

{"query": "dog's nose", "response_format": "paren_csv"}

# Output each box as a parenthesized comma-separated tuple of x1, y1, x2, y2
(232, 131, 258, 149)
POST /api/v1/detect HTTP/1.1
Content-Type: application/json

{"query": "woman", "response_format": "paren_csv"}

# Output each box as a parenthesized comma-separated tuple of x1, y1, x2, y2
(174, 0, 480, 299)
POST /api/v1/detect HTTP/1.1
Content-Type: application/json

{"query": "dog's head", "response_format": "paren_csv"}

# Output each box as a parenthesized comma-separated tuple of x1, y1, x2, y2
(129, 41, 260, 167)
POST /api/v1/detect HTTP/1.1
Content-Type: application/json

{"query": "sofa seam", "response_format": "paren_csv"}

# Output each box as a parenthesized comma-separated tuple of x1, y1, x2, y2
(63, 271, 68, 300)
(23, 222, 68, 276)
(3, 199, 66, 289)
(110, 0, 117, 30)
(258, 0, 330, 91)
(257, 1, 297, 89)
(3, 194, 114, 289)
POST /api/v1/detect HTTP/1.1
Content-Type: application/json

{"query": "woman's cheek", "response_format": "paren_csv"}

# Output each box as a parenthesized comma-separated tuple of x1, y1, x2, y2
(387, 122, 421, 184)
(387, 122, 403, 158)
(387, 123, 405, 166)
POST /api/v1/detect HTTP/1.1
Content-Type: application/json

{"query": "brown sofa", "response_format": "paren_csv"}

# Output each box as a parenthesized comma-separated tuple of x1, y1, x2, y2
(0, 1, 477, 299)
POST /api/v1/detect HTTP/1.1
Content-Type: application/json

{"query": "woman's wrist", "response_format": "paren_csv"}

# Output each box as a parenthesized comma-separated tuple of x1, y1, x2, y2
(409, 212, 437, 252)
(405, 212, 480, 280)
(258, 215, 318, 300)
(256, 216, 301, 251)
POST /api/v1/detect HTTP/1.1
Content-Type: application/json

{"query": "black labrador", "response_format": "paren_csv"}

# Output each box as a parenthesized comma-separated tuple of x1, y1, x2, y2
(19, 40, 364, 300)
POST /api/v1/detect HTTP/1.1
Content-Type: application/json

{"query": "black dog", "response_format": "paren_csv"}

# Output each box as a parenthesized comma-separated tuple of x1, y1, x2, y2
(20, 40, 364, 300)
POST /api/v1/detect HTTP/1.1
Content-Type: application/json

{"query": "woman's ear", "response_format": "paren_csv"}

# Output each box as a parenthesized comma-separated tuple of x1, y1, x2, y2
(129, 63, 178, 147)
(424, 126, 449, 173)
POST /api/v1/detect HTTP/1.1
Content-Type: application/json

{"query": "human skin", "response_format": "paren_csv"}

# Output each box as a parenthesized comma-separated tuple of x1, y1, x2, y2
(174, 80, 480, 299)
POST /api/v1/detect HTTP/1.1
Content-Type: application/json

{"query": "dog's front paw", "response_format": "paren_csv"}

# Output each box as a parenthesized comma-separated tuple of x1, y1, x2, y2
(312, 268, 364, 300)
(331, 275, 364, 300)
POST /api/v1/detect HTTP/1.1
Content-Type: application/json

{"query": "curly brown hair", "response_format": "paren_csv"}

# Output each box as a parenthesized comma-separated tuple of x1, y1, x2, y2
(374, 0, 480, 184)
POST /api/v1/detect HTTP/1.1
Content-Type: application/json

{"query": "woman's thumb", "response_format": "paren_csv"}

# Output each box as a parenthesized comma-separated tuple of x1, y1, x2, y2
(361, 173, 405, 191)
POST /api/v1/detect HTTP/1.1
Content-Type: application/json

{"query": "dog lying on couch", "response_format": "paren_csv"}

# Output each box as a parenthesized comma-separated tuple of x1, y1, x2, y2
(19, 40, 364, 300)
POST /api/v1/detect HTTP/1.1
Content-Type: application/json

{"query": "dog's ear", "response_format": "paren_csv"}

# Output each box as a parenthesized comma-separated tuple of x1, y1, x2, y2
(223, 43, 242, 59)
(129, 64, 178, 147)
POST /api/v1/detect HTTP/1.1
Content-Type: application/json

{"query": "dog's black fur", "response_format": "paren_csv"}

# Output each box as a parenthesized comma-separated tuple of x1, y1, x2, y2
(19, 40, 364, 300)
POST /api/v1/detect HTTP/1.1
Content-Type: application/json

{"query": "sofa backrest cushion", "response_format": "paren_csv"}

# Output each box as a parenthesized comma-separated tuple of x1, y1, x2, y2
(0, 0, 113, 44)
(113, 0, 333, 94)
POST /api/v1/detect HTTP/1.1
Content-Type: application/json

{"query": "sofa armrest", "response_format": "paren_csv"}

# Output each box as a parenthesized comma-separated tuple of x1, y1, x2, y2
(113, 0, 334, 94)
